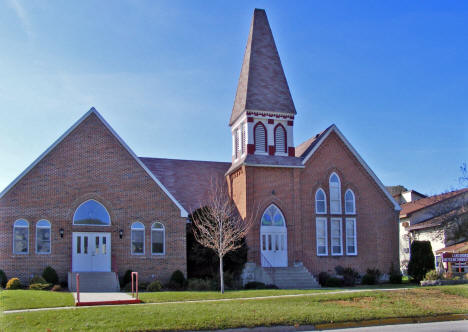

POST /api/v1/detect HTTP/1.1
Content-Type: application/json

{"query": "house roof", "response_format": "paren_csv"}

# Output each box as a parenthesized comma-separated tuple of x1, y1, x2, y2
(407, 206, 467, 231)
(0, 108, 189, 218)
(140, 157, 231, 213)
(295, 125, 333, 159)
(229, 9, 296, 126)
(435, 240, 468, 254)
(400, 188, 468, 218)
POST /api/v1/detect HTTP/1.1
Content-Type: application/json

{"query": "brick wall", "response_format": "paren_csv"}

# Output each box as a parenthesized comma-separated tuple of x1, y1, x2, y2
(233, 130, 399, 276)
(0, 113, 186, 284)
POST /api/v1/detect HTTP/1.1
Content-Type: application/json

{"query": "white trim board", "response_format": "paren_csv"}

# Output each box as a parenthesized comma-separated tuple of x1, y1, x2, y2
(0, 108, 188, 217)
(302, 124, 401, 212)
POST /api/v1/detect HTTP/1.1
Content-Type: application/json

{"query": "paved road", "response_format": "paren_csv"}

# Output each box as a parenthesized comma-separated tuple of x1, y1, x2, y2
(321, 320, 468, 331)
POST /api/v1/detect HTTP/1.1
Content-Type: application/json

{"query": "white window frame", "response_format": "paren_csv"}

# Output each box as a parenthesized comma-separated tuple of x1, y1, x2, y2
(72, 199, 111, 226)
(315, 188, 327, 214)
(345, 217, 357, 256)
(131, 222, 145, 255)
(330, 217, 343, 256)
(345, 189, 356, 215)
(13, 219, 29, 254)
(329, 172, 342, 214)
(316, 217, 328, 256)
(36, 219, 51, 254)
(151, 222, 165, 255)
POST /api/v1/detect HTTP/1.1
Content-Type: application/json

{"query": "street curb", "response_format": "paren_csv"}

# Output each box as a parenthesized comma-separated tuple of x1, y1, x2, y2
(205, 314, 468, 332)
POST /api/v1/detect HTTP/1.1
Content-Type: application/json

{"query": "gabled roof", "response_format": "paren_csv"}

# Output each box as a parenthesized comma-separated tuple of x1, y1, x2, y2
(400, 188, 468, 218)
(225, 154, 304, 175)
(230, 9, 296, 126)
(0, 108, 188, 218)
(140, 158, 231, 213)
(406, 206, 467, 231)
(299, 124, 401, 211)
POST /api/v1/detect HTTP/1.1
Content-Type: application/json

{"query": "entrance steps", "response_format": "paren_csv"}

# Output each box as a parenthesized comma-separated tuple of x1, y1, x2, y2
(68, 272, 120, 292)
(264, 265, 320, 289)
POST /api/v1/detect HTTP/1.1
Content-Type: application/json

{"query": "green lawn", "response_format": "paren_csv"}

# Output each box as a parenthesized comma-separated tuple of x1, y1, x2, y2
(137, 288, 334, 303)
(0, 290, 75, 311)
(2, 286, 467, 332)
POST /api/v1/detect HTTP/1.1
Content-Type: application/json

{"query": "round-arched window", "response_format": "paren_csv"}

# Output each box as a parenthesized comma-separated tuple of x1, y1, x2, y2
(13, 219, 29, 254)
(73, 200, 111, 226)
(151, 222, 165, 255)
(261, 205, 285, 227)
(36, 219, 51, 254)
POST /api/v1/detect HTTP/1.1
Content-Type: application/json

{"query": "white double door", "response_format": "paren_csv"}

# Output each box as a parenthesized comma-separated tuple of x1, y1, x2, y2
(72, 232, 111, 272)
(260, 226, 288, 267)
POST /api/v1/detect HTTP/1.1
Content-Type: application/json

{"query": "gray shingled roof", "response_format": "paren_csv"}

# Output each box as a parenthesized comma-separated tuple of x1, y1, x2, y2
(229, 9, 296, 125)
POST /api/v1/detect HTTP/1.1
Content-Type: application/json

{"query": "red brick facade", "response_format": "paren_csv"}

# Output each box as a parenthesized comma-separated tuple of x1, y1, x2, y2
(228, 131, 399, 275)
(0, 113, 186, 284)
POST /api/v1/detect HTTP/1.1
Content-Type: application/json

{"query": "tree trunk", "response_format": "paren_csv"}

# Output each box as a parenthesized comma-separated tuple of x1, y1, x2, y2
(219, 255, 224, 294)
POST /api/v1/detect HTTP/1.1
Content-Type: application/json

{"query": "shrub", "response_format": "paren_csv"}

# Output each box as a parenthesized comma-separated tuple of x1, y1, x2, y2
(453, 276, 461, 281)
(361, 268, 381, 285)
(407, 241, 435, 282)
(324, 277, 344, 287)
(389, 263, 402, 284)
(318, 272, 330, 286)
(0, 270, 7, 288)
(167, 270, 186, 290)
(146, 280, 162, 292)
(244, 281, 266, 289)
(424, 269, 443, 281)
(334, 265, 344, 276)
(51, 285, 61, 292)
(464, 273, 468, 280)
(30, 275, 47, 285)
(42, 266, 59, 285)
(6, 278, 22, 290)
(29, 283, 51, 290)
(341, 267, 359, 286)
(121, 270, 133, 287)
(122, 281, 147, 292)
(188, 278, 214, 291)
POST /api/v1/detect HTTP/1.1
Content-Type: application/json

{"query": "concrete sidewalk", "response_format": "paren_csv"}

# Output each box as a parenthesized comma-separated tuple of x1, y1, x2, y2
(72, 292, 135, 303)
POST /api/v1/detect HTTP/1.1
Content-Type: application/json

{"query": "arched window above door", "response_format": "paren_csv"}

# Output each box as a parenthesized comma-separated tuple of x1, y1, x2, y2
(261, 204, 285, 227)
(73, 200, 111, 226)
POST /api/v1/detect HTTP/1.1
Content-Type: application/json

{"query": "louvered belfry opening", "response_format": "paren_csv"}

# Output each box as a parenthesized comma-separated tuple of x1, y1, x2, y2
(241, 125, 246, 154)
(235, 129, 240, 159)
(254, 122, 267, 152)
(275, 124, 287, 153)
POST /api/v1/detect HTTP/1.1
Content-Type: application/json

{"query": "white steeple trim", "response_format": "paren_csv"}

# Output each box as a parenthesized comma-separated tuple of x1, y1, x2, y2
(0, 108, 189, 218)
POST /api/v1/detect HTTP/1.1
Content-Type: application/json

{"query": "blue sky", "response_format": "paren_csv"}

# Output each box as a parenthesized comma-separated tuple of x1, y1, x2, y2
(0, 0, 467, 196)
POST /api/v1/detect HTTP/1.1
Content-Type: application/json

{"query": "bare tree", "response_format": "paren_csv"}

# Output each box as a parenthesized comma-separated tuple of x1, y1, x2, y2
(191, 178, 256, 293)
(460, 162, 468, 187)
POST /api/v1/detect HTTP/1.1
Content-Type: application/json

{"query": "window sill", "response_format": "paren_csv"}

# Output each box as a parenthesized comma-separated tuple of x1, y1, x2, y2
(346, 253, 358, 256)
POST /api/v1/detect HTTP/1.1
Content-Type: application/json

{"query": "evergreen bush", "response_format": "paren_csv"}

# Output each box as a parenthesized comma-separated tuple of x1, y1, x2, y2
(407, 241, 435, 282)
(167, 270, 186, 290)
(29, 283, 51, 290)
(0, 270, 7, 288)
(42, 266, 59, 285)
(318, 272, 330, 286)
(361, 268, 381, 285)
(30, 275, 47, 285)
(6, 278, 22, 289)
(146, 280, 162, 292)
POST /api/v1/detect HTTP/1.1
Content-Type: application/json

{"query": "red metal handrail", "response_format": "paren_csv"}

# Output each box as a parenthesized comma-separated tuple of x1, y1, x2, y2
(131, 272, 139, 300)
(76, 273, 80, 304)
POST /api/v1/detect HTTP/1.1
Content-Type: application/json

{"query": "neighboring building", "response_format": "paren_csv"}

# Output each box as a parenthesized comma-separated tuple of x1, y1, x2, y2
(0, 9, 400, 288)
(399, 188, 468, 273)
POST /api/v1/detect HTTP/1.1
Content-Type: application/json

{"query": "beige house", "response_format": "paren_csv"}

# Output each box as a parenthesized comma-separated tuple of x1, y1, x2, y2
(397, 187, 468, 273)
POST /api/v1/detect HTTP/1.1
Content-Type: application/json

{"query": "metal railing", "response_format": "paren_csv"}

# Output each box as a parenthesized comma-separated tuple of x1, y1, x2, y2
(76, 273, 80, 304)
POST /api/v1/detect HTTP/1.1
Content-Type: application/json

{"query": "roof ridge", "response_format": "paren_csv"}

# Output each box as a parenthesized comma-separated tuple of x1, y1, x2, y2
(139, 157, 231, 165)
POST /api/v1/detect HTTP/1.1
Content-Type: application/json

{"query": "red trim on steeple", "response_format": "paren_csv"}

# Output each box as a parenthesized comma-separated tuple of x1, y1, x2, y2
(274, 123, 287, 154)
(247, 117, 254, 122)
(268, 119, 274, 124)
(247, 144, 255, 154)
(253, 121, 267, 153)
(287, 120, 293, 126)
(268, 145, 275, 155)
(288, 147, 295, 157)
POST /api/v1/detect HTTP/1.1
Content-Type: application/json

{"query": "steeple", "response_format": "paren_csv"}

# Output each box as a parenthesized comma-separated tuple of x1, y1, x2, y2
(229, 9, 296, 126)
(229, 9, 297, 162)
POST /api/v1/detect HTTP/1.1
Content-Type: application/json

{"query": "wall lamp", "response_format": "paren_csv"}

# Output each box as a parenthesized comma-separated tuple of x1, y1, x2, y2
(119, 229, 123, 239)
(59, 228, 64, 238)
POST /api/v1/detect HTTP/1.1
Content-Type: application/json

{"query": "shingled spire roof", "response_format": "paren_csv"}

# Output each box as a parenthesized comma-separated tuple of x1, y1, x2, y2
(229, 9, 297, 125)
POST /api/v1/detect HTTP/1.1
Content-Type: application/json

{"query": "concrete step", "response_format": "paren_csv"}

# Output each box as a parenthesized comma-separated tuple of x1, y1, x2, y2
(68, 272, 120, 292)
(264, 265, 320, 289)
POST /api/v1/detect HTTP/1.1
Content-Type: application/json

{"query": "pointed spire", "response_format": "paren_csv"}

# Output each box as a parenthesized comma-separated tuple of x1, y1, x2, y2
(230, 9, 296, 126)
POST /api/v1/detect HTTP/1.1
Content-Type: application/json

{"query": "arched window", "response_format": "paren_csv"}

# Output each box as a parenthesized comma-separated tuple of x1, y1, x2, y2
(131, 222, 145, 255)
(315, 188, 327, 214)
(36, 220, 51, 254)
(254, 122, 267, 153)
(274, 124, 287, 154)
(73, 200, 111, 226)
(151, 222, 165, 255)
(345, 189, 356, 214)
(234, 128, 240, 159)
(329, 173, 341, 214)
(261, 204, 285, 227)
(13, 219, 29, 254)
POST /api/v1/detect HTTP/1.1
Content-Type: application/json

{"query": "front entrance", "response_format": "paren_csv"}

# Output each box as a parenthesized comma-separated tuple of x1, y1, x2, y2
(260, 204, 288, 267)
(72, 232, 111, 272)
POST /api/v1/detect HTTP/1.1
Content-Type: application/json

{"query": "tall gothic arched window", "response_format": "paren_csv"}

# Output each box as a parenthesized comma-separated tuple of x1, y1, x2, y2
(315, 188, 327, 214)
(254, 122, 267, 152)
(345, 189, 356, 214)
(274, 124, 287, 154)
(329, 173, 341, 214)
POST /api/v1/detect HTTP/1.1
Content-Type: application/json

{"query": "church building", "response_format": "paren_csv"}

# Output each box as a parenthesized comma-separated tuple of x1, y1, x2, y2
(0, 9, 400, 289)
